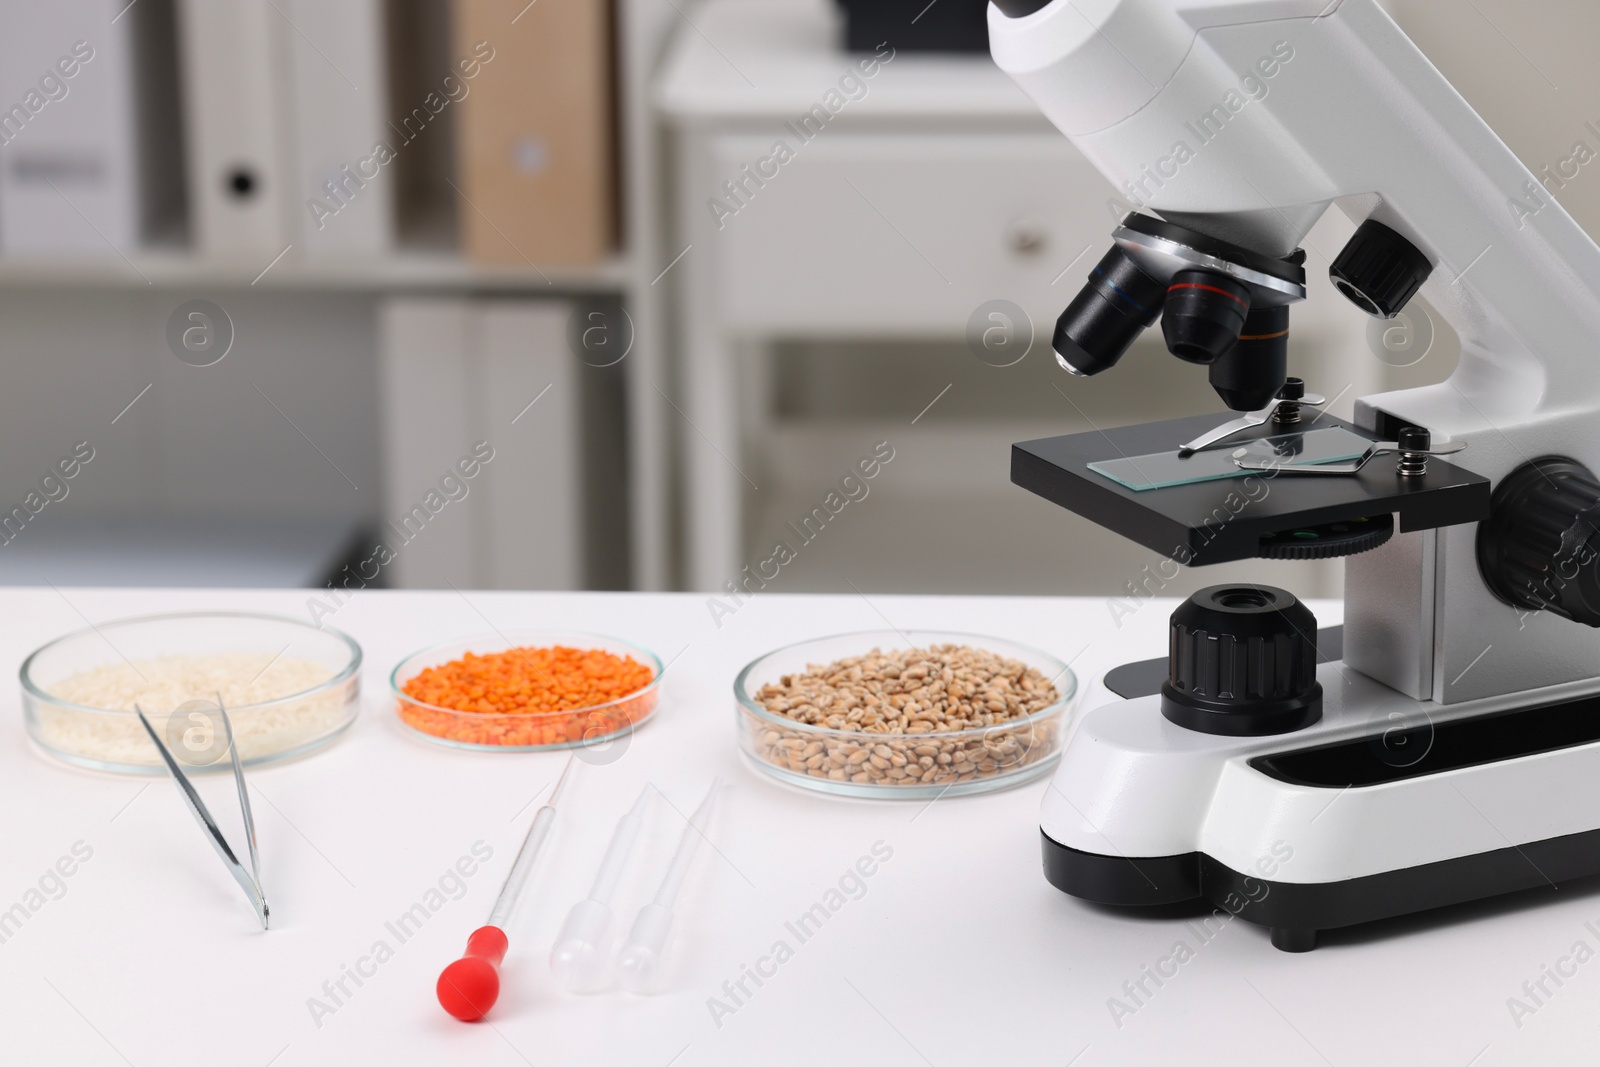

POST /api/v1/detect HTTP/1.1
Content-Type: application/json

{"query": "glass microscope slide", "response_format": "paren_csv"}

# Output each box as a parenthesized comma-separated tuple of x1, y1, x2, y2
(1089, 427, 1375, 491)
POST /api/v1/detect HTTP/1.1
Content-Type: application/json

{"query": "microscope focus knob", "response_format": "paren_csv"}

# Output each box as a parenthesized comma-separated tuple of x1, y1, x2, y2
(1329, 219, 1433, 319)
(1477, 458, 1600, 627)
(1161, 585, 1322, 736)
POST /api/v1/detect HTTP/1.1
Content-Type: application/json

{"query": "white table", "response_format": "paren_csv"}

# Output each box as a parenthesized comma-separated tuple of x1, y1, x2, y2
(0, 587, 1581, 1065)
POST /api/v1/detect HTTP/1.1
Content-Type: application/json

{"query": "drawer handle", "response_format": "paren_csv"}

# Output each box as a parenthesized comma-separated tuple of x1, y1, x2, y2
(1009, 221, 1047, 257)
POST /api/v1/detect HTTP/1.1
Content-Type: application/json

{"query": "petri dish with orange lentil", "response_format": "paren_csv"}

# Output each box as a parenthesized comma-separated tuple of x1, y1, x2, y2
(390, 632, 661, 751)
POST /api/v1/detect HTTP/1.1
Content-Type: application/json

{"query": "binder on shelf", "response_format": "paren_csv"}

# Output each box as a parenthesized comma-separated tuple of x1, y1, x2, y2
(452, 0, 616, 266)
(175, 0, 291, 256)
(280, 0, 395, 256)
(477, 301, 584, 589)
(0, 0, 183, 255)
(377, 297, 583, 590)
(377, 298, 479, 590)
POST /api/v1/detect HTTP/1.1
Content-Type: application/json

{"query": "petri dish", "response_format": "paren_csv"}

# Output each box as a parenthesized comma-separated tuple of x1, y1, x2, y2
(21, 612, 361, 775)
(391, 630, 661, 752)
(735, 630, 1078, 800)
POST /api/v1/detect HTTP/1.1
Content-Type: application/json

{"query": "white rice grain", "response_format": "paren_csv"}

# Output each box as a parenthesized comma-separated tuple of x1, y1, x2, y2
(37, 652, 351, 768)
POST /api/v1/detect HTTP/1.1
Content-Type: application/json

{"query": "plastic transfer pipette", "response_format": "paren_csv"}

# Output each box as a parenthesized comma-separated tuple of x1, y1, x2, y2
(549, 784, 653, 991)
(437, 754, 575, 1022)
(618, 778, 720, 992)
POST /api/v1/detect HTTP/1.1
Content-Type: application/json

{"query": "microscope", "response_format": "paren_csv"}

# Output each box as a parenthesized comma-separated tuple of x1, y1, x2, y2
(990, 0, 1600, 950)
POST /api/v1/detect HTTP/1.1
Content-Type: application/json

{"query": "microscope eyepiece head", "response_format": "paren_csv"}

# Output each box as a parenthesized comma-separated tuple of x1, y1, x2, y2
(1161, 269, 1253, 365)
(1052, 246, 1165, 378)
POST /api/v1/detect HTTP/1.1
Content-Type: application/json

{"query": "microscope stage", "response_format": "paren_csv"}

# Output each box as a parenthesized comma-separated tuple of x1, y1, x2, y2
(1013, 411, 1491, 564)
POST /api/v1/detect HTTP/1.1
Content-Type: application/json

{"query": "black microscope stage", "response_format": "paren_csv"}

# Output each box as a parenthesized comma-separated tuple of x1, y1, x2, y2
(1013, 411, 1491, 565)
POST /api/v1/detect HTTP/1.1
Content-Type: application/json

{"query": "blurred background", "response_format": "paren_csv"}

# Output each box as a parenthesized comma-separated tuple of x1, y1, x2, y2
(0, 0, 1590, 599)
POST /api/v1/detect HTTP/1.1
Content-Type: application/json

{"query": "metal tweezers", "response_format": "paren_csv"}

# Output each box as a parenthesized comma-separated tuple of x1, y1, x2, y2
(137, 695, 268, 929)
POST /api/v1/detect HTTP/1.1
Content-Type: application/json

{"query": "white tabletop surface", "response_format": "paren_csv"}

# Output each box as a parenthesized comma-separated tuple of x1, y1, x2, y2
(1, 586, 1590, 1066)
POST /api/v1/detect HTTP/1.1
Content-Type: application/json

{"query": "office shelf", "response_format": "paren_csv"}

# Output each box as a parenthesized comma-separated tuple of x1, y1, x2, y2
(0, 249, 633, 294)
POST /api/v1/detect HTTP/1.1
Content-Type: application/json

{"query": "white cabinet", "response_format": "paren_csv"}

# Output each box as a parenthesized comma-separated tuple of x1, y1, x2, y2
(706, 132, 1114, 334)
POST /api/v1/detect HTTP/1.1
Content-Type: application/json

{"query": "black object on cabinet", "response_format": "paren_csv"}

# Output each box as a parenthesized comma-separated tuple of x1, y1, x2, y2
(837, 0, 989, 53)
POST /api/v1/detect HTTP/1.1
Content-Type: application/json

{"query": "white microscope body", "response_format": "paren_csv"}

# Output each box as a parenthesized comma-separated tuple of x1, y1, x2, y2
(990, 0, 1600, 949)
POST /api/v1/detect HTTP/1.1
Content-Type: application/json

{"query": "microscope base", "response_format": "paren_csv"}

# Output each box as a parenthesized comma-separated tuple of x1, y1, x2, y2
(1041, 824, 1600, 953)
(1041, 662, 1600, 951)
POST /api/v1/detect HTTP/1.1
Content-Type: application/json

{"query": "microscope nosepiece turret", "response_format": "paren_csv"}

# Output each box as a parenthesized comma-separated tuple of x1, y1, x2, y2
(1052, 214, 1307, 410)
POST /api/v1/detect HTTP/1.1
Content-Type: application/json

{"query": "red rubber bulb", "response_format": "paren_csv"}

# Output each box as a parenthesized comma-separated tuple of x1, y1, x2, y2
(437, 925, 509, 1021)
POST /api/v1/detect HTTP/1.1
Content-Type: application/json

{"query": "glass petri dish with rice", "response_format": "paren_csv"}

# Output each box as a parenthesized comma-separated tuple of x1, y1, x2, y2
(22, 612, 361, 774)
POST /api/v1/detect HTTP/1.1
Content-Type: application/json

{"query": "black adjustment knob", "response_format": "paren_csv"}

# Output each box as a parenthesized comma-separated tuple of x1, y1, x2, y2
(1477, 457, 1600, 626)
(1329, 219, 1432, 319)
(1272, 376, 1307, 426)
(1161, 585, 1323, 736)
(1257, 514, 1394, 561)
(1397, 426, 1430, 450)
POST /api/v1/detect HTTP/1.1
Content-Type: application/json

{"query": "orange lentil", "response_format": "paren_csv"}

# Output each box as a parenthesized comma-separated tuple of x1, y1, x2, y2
(398, 645, 657, 748)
